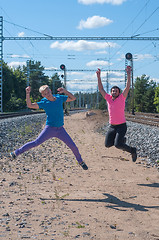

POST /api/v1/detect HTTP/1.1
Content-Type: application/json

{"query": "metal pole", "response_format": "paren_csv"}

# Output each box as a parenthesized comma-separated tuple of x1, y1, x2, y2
(106, 72, 109, 92)
(64, 69, 66, 89)
(26, 60, 30, 86)
(97, 86, 99, 109)
(131, 58, 135, 115)
(79, 91, 81, 108)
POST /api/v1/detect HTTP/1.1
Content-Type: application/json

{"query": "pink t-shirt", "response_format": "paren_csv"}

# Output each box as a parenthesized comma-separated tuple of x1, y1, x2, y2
(105, 93, 126, 125)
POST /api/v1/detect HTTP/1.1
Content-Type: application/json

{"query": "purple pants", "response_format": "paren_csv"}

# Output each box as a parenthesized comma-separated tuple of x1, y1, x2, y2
(15, 125, 83, 164)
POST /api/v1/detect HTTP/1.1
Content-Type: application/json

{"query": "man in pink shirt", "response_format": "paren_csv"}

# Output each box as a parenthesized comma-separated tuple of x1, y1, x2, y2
(96, 66, 137, 162)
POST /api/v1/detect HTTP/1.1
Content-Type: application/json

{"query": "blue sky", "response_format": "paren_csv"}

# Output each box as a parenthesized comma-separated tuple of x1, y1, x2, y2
(0, 0, 159, 93)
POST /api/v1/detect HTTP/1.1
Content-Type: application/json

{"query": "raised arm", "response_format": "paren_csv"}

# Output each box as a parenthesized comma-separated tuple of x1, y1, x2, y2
(57, 88, 76, 102)
(26, 86, 39, 109)
(96, 68, 106, 99)
(122, 66, 132, 98)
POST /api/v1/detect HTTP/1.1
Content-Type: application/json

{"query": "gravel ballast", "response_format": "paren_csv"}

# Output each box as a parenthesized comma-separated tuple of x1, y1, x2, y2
(0, 113, 159, 169)
(100, 121, 159, 169)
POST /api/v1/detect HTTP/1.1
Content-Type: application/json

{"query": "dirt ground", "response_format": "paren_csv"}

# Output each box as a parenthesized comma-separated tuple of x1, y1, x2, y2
(0, 110, 159, 240)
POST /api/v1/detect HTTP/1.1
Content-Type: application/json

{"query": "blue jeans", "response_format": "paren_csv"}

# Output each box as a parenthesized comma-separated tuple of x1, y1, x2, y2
(15, 125, 83, 163)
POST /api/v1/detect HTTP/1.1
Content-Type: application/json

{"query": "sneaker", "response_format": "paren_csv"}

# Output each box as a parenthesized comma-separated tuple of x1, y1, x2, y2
(10, 152, 16, 159)
(131, 148, 137, 162)
(80, 161, 88, 170)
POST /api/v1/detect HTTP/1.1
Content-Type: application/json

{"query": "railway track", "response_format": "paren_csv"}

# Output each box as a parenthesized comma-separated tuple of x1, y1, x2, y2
(0, 108, 86, 120)
(0, 110, 159, 127)
(125, 112, 159, 127)
(0, 110, 45, 119)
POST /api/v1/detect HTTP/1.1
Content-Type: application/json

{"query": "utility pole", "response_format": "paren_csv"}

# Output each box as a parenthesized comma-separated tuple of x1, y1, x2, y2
(97, 86, 99, 109)
(106, 72, 109, 93)
(125, 53, 134, 115)
(26, 60, 30, 86)
(79, 91, 81, 108)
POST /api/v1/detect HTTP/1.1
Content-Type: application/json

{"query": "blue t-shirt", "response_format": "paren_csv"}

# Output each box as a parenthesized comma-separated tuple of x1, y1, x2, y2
(37, 94, 68, 127)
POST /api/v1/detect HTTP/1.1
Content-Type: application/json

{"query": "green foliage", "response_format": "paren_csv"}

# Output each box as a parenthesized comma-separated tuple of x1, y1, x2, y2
(23, 60, 50, 100)
(5, 94, 26, 112)
(134, 75, 156, 113)
(2, 59, 158, 114)
(154, 84, 159, 112)
(2, 60, 63, 112)
(50, 72, 63, 94)
(99, 96, 107, 110)
(2, 62, 15, 108)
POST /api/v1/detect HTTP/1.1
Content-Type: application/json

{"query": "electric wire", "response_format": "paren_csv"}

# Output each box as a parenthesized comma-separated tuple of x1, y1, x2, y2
(109, 0, 159, 72)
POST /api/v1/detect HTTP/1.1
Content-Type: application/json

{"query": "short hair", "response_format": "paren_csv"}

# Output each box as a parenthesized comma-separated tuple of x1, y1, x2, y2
(111, 86, 121, 93)
(39, 85, 49, 93)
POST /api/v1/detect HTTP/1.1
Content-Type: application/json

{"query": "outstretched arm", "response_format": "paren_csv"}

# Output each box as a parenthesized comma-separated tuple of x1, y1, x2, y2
(122, 66, 132, 98)
(26, 86, 39, 109)
(57, 88, 76, 102)
(96, 68, 106, 99)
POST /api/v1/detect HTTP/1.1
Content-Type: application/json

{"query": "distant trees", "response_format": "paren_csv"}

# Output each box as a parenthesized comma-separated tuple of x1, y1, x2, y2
(1, 60, 159, 113)
(134, 75, 156, 113)
(154, 84, 159, 112)
(2, 60, 62, 112)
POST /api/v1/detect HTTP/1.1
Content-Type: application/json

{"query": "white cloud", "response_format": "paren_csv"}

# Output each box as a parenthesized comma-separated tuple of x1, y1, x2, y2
(67, 70, 125, 93)
(11, 54, 30, 58)
(67, 82, 97, 92)
(109, 71, 124, 77)
(95, 50, 107, 54)
(18, 32, 25, 37)
(8, 61, 26, 68)
(86, 60, 113, 67)
(50, 40, 118, 52)
(134, 54, 153, 61)
(69, 72, 86, 76)
(45, 67, 58, 70)
(78, 0, 126, 5)
(77, 16, 113, 30)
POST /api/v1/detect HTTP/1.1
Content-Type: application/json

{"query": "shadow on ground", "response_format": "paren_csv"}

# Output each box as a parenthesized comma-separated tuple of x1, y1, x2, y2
(40, 193, 159, 212)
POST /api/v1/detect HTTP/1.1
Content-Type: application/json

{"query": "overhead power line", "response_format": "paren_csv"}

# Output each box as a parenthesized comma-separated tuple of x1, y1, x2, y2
(131, 6, 159, 37)
(3, 36, 159, 41)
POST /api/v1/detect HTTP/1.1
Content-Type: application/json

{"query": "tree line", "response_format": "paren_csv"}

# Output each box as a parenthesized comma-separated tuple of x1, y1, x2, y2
(1, 60, 159, 113)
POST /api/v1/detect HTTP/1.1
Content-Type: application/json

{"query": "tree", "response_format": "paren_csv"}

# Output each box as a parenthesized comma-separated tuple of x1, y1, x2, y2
(23, 60, 49, 101)
(134, 75, 156, 112)
(2, 62, 15, 111)
(50, 73, 63, 94)
(154, 84, 159, 112)
(13, 66, 27, 100)
(144, 80, 156, 112)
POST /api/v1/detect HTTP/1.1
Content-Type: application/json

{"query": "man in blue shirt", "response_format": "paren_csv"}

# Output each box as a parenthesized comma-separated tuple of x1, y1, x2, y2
(10, 85, 88, 170)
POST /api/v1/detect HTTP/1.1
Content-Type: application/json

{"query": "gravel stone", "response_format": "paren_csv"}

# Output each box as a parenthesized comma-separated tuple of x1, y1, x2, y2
(0, 113, 158, 169)
(100, 121, 159, 168)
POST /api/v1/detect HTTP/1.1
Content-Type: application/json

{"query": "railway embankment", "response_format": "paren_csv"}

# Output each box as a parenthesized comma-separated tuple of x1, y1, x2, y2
(0, 111, 159, 169)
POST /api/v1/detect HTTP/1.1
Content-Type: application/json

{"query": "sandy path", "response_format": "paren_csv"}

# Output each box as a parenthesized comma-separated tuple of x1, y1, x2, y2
(0, 110, 159, 240)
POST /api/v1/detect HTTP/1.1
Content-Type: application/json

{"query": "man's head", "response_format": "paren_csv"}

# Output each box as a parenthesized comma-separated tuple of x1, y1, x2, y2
(39, 85, 52, 100)
(39, 85, 49, 94)
(110, 86, 120, 99)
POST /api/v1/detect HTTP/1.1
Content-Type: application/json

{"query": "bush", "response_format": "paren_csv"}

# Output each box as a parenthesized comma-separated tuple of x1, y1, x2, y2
(5, 95, 26, 112)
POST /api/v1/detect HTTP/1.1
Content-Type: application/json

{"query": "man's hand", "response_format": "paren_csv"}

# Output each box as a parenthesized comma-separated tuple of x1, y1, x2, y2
(126, 66, 132, 75)
(96, 68, 101, 78)
(26, 86, 31, 94)
(57, 87, 66, 94)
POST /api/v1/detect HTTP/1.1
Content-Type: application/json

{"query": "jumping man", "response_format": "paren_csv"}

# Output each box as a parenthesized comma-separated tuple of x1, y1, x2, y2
(10, 85, 88, 170)
(96, 66, 137, 162)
